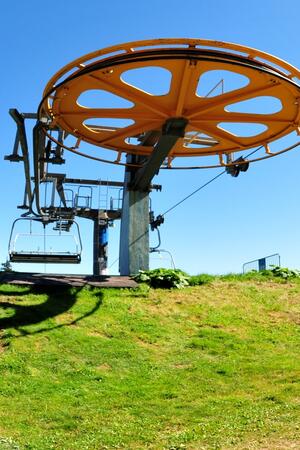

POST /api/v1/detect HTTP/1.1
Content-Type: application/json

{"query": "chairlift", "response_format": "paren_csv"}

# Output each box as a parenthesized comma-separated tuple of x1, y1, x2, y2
(8, 217, 82, 264)
(150, 249, 176, 270)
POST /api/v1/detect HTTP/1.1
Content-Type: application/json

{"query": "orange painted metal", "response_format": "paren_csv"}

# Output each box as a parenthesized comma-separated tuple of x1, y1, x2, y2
(40, 39, 300, 165)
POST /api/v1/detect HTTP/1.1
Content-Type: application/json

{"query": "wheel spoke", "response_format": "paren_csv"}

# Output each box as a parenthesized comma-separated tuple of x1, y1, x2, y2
(169, 59, 216, 115)
(189, 121, 244, 147)
(87, 73, 170, 118)
(169, 60, 199, 115)
(96, 120, 162, 145)
(187, 81, 282, 119)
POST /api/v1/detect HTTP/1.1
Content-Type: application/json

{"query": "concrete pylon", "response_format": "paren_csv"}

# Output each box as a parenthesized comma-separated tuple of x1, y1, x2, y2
(119, 156, 149, 276)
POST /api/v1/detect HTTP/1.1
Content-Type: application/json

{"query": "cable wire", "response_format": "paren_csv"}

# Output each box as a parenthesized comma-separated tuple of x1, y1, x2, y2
(162, 170, 226, 217)
(161, 145, 263, 217)
(109, 145, 263, 269)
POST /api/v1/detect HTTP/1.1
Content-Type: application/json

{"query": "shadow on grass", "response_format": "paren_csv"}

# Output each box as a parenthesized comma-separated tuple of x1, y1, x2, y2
(0, 284, 103, 342)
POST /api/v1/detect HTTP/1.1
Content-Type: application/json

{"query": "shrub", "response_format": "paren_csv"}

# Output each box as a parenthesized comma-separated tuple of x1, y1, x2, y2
(270, 266, 300, 279)
(134, 268, 190, 289)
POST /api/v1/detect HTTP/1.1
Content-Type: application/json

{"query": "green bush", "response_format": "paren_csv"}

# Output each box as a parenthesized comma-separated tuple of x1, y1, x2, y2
(134, 268, 190, 289)
(270, 266, 300, 279)
(133, 266, 300, 288)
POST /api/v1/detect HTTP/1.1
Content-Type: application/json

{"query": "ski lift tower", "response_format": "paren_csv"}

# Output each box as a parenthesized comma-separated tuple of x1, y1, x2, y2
(9, 39, 300, 275)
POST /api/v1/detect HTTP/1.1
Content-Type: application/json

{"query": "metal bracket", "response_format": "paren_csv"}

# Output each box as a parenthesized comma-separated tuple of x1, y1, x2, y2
(5, 109, 33, 209)
(226, 155, 250, 177)
(130, 117, 188, 191)
(150, 214, 164, 231)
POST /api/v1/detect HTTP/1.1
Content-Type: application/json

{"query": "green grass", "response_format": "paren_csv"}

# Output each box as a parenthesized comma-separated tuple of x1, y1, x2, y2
(0, 278, 299, 449)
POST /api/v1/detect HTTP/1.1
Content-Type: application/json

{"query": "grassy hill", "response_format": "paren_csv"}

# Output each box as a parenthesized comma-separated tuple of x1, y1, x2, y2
(0, 276, 299, 449)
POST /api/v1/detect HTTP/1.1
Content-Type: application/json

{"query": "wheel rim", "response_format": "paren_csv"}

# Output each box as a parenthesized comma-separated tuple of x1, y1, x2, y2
(40, 39, 300, 167)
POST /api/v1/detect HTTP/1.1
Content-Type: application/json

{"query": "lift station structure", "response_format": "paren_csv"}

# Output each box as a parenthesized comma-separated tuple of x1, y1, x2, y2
(6, 39, 300, 275)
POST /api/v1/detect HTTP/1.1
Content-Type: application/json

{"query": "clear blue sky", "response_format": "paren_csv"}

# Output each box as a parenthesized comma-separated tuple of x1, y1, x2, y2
(1, 0, 300, 275)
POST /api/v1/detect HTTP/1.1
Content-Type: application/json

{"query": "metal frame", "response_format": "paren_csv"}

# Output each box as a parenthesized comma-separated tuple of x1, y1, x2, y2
(5, 112, 162, 274)
(8, 217, 83, 264)
(242, 253, 281, 273)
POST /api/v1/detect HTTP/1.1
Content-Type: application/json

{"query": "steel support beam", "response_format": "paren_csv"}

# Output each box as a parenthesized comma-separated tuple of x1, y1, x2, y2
(39, 175, 161, 192)
(32, 121, 47, 215)
(63, 177, 162, 190)
(119, 118, 187, 275)
(130, 117, 188, 191)
(5, 109, 33, 209)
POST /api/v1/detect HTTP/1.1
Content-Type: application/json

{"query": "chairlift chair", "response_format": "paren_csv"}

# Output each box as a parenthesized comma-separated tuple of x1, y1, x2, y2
(8, 217, 82, 264)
